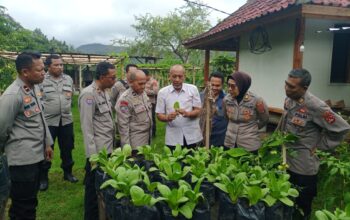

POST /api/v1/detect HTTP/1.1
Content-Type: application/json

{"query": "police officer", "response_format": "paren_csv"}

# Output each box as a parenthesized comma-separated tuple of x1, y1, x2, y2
(116, 70, 152, 149)
(39, 54, 78, 191)
(79, 61, 116, 220)
(110, 63, 138, 107)
(279, 68, 350, 219)
(223, 71, 269, 151)
(0, 51, 53, 219)
(110, 63, 138, 148)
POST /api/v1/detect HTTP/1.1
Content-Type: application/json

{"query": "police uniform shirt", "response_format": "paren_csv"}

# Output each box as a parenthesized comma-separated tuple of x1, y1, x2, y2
(156, 83, 203, 146)
(115, 88, 152, 149)
(280, 91, 350, 175)
(40, 73, 74, 126)
(223, 91, 269, 151)
(78, 82, 114, 158)
(110, 80, 128, 108)
(145, 77, 159, 104)
(0, 78, 53, 166)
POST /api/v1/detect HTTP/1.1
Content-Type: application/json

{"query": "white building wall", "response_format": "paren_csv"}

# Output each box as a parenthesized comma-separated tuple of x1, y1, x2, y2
(303, 18, 350, 107)
(239, 19, 295, 108)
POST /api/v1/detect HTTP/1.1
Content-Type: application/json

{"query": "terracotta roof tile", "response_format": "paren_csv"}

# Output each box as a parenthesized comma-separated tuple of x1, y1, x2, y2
(185, 0, 350, 44)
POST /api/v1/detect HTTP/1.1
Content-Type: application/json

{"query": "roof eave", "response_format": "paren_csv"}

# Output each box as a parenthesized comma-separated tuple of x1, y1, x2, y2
(184, 5, 302, 50)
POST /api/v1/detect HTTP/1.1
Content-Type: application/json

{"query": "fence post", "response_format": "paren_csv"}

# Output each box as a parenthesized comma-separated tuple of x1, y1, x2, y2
(192, 66, 196, 85)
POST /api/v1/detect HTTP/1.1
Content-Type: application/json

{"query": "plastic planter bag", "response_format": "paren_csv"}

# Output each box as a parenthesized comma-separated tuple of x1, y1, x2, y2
(236, 198, 265, 220)
(218, 191, 236, 220)
(265, 202, 294, 220)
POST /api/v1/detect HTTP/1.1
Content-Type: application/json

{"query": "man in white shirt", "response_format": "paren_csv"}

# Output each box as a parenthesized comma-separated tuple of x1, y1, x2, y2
(156, 64, 202, 148)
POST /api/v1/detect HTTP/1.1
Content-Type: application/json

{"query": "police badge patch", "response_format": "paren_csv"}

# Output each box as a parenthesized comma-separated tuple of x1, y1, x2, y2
(86, 97, 94, 105)
(23, 96, 32, 104)
(256, 101, 265, 113)
(323, 111, 336, 124)
(119, 101, 129, 113)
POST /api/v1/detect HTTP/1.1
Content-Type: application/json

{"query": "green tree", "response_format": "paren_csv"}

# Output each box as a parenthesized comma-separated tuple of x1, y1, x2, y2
(0, 58, 16, 93)
(210, 54, 236, 77)
(114, 3, 211, 63)
(0, 6, 76, 92)
(0, 6, 75, 52)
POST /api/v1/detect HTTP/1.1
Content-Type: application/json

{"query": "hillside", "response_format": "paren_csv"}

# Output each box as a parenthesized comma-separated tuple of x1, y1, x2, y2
(0, 6, 75, 53)
(76, 43, 126, 55)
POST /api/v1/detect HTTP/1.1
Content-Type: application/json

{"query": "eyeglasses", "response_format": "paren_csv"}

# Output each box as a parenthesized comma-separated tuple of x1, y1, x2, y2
(104, 76, 116, 80)
(285, 80, 296, 89)
(227, 83, 237, 89)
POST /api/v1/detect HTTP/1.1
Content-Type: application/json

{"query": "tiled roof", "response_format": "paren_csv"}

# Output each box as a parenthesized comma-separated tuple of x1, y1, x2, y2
(185, 0, 350, 44)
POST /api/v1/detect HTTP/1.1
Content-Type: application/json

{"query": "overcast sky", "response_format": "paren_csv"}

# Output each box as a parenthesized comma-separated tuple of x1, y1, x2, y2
(0, 0, 246, 48)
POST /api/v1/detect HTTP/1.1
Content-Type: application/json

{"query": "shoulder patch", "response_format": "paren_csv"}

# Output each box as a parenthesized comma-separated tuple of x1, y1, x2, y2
(120, 105, 128, 113)
(85, 97, 94, 105)
(120, 100, 128, 106)
(256, 101, 265, 113)
(323, 111, 336, 124)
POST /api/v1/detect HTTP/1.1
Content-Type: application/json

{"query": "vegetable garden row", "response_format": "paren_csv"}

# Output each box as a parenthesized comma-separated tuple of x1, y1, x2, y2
(90, 132, 350, 220)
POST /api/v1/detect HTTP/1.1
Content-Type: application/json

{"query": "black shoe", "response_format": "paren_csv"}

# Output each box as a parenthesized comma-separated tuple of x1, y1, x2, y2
(39, 180, 48, 191)
(64, 173, 78, 183)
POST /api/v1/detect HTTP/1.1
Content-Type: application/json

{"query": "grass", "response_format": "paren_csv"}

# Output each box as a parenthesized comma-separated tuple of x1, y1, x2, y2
(4, 95, 344, 219)
(36, 95, 87, 220)
(6, 95, 166, 220)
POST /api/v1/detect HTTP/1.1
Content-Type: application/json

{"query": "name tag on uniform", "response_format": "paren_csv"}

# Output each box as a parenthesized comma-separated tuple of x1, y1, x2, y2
(294, 112, 307, 119)
(135, 105, 146, 114)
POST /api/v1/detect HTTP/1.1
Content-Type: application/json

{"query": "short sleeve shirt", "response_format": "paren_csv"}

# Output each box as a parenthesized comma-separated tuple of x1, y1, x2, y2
(156, 83, 203, 145)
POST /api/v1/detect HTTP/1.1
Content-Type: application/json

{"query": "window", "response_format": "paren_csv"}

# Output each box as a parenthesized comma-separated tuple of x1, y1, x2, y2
(330, 24, 350, 83)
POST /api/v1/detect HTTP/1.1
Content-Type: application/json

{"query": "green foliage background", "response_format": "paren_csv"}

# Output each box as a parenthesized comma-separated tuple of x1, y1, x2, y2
(0, 6, 75, 92)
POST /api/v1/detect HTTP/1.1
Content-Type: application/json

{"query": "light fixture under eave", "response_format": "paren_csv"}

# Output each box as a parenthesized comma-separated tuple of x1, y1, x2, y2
(299, 42, 305, 52)
(329, 27, 340, 31)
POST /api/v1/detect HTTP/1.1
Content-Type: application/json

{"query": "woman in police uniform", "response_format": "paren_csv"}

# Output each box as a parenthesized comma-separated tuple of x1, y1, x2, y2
(223, 71, 269, 152)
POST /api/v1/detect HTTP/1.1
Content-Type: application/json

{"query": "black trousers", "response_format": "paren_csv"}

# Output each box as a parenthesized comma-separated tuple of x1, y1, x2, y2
(288, 170, 318, 218)
(9, 162, 42, 220)
(151, 103, 156, 137)
(41, 122, 75, 179)
(167, 136, 197, 151)
(84, 159, 98, 220)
